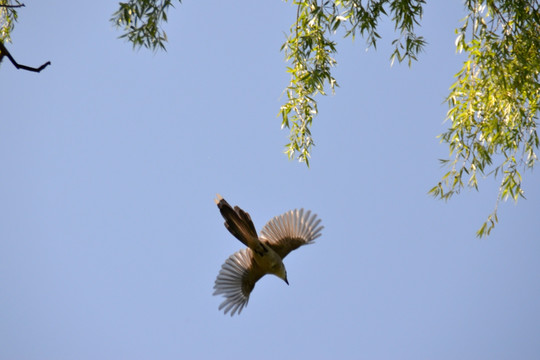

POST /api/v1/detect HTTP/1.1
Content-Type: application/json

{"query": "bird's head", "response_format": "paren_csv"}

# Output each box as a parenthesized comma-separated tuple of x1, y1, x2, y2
(271, 262, 289, 285)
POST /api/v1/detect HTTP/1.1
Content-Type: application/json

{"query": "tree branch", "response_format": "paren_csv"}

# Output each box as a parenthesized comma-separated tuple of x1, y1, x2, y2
(0, 42, 51, 73)
(0, 3, 25, 8)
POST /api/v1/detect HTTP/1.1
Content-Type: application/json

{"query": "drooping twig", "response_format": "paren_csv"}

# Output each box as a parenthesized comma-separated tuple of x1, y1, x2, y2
(489, 3, 512, 33)
(0, 41, 50, 73)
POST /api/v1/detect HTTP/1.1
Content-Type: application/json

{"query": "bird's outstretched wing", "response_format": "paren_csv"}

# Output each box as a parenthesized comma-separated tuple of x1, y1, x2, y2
(213, 248, 265, 316)
(260, 209, 323, 259)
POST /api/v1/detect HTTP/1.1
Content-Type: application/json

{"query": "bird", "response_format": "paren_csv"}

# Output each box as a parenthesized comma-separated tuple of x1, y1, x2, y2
(213, 194, 323, 316)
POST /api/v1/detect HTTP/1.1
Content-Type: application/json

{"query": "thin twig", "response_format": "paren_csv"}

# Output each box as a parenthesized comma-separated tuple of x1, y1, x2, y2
(0, 3, 25, 8)
(489, 3, 511, 33)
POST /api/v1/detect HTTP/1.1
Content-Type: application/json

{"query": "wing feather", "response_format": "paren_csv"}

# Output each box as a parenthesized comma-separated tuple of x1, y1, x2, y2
(260, 209, 323, 259)
(213, 248, 265, 316)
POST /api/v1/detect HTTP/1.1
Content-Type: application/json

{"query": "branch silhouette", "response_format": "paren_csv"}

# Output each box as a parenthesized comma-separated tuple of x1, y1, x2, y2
(0, 42, 51, 73)
(0, 3, 25, 8)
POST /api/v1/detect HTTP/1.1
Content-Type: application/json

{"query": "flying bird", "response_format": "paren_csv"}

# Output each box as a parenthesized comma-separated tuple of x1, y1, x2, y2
(213, 194, 323, 316)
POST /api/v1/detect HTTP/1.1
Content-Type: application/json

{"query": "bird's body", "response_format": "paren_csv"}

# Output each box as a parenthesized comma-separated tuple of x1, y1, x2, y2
(213, 194, 323, 316)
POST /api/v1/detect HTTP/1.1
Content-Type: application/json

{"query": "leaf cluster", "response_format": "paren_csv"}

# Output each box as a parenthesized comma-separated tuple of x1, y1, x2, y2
(110, 0, 178, 51)
(280, 1, 339, 166)
(0, 0, 22, 43)
(280, 0, 426, 164)
(429, 0, 540, 236)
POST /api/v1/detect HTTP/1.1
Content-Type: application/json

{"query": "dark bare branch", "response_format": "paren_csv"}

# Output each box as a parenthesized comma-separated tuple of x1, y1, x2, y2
(0, 3, 25, 8)
(0, 41, 50, 73)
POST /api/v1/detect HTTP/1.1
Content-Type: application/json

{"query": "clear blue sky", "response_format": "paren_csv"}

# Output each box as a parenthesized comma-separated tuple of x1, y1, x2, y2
(2, 1, 539, 359)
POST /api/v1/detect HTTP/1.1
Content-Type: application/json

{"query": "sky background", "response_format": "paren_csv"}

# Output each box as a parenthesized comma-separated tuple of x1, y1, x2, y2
(1, 1, 539, 359)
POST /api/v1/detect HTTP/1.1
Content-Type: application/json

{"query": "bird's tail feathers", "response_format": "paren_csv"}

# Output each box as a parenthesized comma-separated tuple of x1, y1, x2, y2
(215, 194, 259, 247)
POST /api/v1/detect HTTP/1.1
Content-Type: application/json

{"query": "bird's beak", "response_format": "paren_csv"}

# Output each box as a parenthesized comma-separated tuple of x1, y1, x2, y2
(284, 277, 289, 285)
